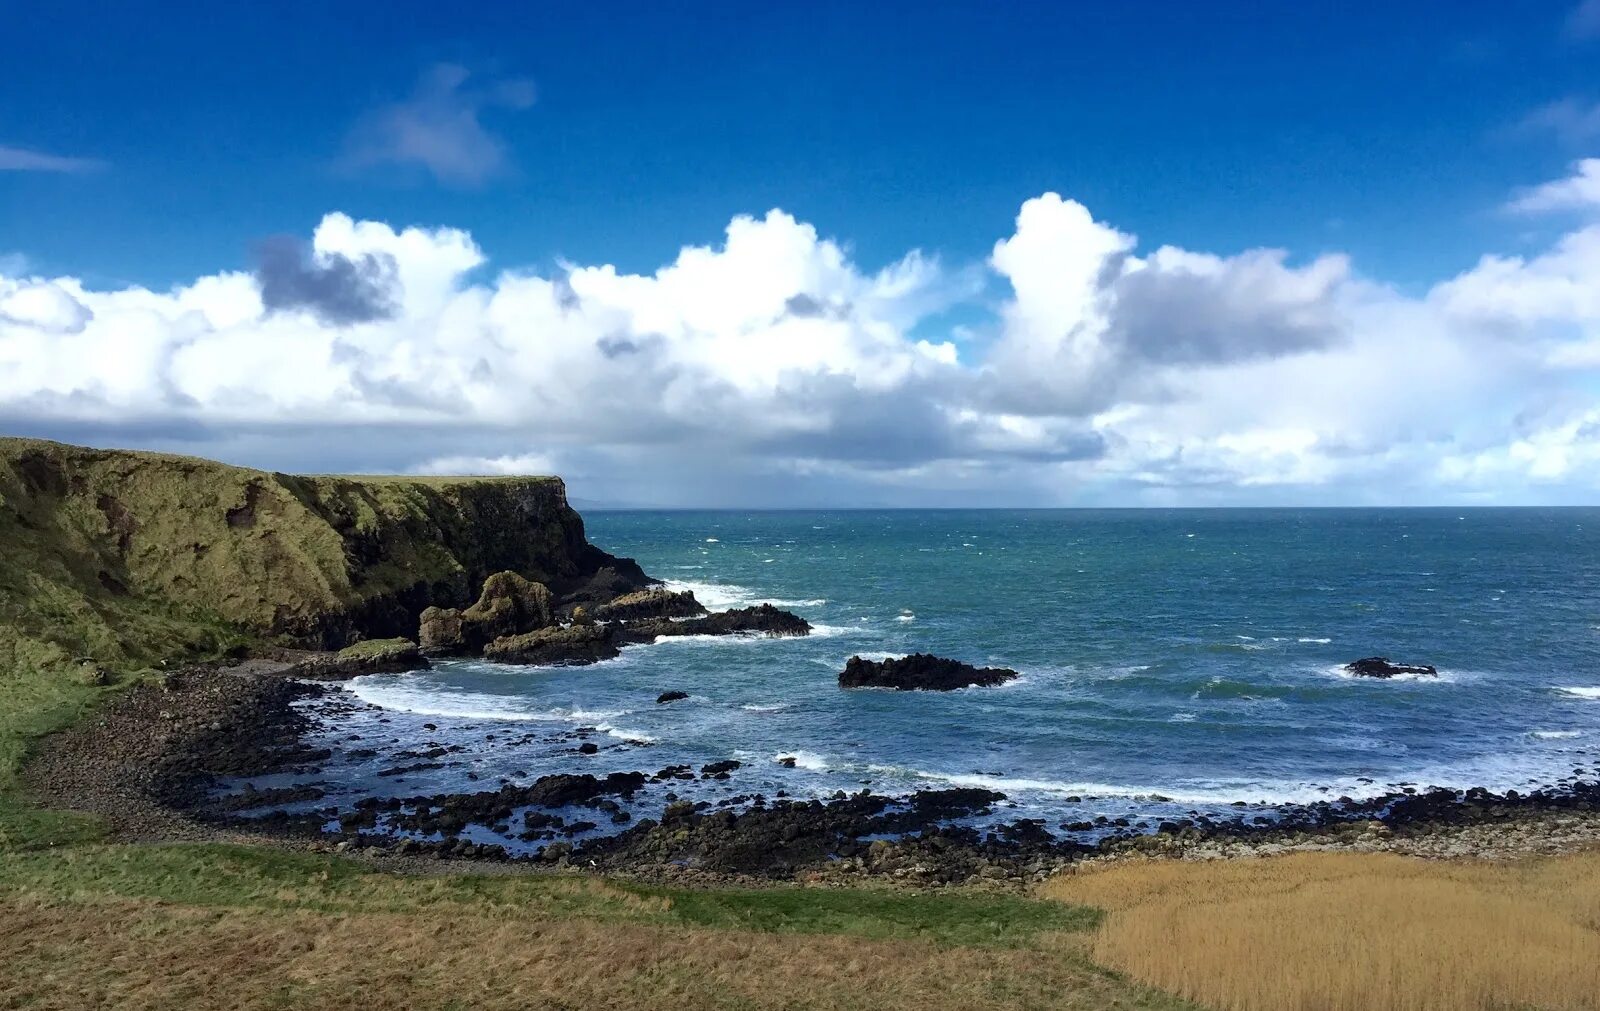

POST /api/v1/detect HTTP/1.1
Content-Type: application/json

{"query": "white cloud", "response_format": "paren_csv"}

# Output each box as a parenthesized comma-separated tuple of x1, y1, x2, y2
(4, 178, 1600, 505)
(0, 144, 105, 174)
(342, 64, 536, 186)
(1506, 158, 1600, 214)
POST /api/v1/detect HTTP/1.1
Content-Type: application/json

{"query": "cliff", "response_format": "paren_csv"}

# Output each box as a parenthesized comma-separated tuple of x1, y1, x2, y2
(0, 437, 651, 679)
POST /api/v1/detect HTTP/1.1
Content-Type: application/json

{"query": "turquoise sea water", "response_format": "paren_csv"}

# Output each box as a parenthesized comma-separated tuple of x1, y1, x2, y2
(293, 509, 1600, 841)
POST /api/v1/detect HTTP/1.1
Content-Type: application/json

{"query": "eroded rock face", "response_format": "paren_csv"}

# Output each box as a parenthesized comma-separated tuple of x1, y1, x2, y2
(1344, 656, 1438, 679)
(592, 588, 706, 622)
(420, 572, 554, 654)
(839, 653, 1019, 691)
(622, 603, 811, 641)
(483, 623, 620, 666)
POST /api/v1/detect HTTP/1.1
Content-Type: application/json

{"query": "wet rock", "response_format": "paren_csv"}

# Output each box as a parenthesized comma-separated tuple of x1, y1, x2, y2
(1344, 656, 1438, 679)
(621, 604, 811, 642)
(593, 588, 707, 621)
(483, 623, 620, 666)
(656, 690, 690, 704)
(839, 653, 1018, 691)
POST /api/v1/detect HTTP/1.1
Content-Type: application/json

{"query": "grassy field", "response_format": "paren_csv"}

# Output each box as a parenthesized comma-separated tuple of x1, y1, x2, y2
(0, 653, 1185, 1010)
(1047, 850, 1600, 1011)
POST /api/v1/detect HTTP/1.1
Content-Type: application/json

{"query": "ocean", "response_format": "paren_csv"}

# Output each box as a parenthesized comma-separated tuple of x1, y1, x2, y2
(281, 509, 1600, 845)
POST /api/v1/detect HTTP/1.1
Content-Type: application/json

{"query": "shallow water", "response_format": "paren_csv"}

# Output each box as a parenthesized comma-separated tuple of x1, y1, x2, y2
(245, 509, 1600, 845)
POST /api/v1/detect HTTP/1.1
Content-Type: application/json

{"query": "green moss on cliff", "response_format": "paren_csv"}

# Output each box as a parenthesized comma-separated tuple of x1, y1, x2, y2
(0, 437, 640, 680)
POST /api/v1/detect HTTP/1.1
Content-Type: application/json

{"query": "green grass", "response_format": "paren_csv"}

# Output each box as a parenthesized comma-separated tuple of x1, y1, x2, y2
(0, 841, 1093, 950)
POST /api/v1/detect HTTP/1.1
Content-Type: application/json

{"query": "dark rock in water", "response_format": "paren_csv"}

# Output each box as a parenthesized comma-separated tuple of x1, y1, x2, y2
(594, 588, 707, 622)
(1344, 656, 1438, 679)
(577, 742, 599, 755)
(483, 623, 619, 666)
(701, 760, 742, 776)
(777, 756, 797, 768)
(839, 653, 1018, 691)
(656, 690, 690, 704)
(620, 603, 811, 642)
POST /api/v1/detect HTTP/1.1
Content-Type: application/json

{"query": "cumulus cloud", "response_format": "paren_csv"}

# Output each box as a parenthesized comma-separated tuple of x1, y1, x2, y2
(0, 144, 105, 174)
(3, 181, 1600, 505)
(342, 64, 535, 186)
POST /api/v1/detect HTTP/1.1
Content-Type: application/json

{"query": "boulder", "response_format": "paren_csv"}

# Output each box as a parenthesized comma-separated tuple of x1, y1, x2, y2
(483, 623, 619, 666)
(1343, 656, 1438, 679)
(656, 690, 690, 704)
(839, 653, 1018, 691)
(592, 587, 707, 621)
(417, 605, 464, 654)
(291, 638, 430, 680)
(460, 571, 554, 648)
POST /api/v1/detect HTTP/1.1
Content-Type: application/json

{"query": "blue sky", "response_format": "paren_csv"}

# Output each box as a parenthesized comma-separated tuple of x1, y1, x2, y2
(5, 2, 1600, 505)
(6, 1, 1595, 287)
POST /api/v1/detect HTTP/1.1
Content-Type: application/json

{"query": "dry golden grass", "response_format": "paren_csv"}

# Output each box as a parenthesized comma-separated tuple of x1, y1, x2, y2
(0, 892, 1178, 1011)
(1044, 849, 1600, 1011)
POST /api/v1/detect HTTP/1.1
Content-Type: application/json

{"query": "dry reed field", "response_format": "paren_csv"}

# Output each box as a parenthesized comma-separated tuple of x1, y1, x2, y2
(1045, 848, 1600, 1011)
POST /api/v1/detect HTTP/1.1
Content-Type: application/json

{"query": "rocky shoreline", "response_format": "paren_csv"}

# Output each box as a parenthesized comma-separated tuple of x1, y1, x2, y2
(25, 656, 1600, 890)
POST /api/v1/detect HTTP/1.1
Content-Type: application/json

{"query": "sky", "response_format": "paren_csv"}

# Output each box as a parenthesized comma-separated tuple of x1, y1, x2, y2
(4, 1, 1600, 506)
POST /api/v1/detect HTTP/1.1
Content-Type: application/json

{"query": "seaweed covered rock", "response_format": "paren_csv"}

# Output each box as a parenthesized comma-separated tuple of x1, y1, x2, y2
(839, 653, 1018, 691)
(291, 638, 430, 680)
(419, 572, 555, 655)
(483, 623, 620, 666)
(592, 587, 706, 621)
(1343, 656, 1438, 679)
(622, 603, 811, 641)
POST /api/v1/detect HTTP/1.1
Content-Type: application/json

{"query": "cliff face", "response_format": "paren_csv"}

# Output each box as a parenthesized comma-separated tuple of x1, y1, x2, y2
(0, 437, 651, 676)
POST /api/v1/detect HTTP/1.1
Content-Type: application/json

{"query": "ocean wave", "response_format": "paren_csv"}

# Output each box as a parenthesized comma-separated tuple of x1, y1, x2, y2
(775, 750, 830, 771)
(741, 702, 794, 713)
(1555, 686, 1600, 700)
(1298, 637, 1332, 644)
(808, 623, 875, 639)
(1532, 730, 1582, 739)
(345, 677, 623, 724)
(1324, 664, 1456, 684)
(896, 612, 915, 622)
(596, 722, 657, 744)
(650, 632, 775, 646)
(663, 578, 825, 611)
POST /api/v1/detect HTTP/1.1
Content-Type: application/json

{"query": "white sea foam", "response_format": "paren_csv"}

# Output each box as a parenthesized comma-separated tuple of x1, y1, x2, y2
(741, 702, 793, 713)
(775, 750, 830, 771)
(663, 578, 825, 610)
(1298, 637, 1332, 644)
(1169, 712, 1198, 723)
(1532, 730, 1582, 740)
(808, 623, 874, 639)
(596, 723, 656, 744)
(345, 677, 623, 724)
(1556, 686, 1600, 700)
(896, 612, 915, 622)
(1325, 664, 1455, 684)
(704, 537, 719, 543)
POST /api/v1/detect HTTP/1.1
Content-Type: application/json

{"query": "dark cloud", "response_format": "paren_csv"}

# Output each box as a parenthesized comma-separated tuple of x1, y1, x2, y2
(254, 235, 399, 326)
(782, 293, 850, 320)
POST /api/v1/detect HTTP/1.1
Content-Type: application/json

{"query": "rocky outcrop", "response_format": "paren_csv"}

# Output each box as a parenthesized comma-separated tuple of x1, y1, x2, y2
(621, 603, 811, 642)
(419, 571, 554, 654)
(591, 587, 706, 621)
(290, 638, 429, 680)
(839, 653, 1019, 691)
(656, 691, 689, 704)
(0, 436, 653, 677)
(1344, 656, 1438, 679)
(483, 623, 620, 666)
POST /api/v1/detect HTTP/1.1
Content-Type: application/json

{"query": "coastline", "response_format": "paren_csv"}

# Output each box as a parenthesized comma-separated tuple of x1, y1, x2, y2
(24, 657, 1600, 890)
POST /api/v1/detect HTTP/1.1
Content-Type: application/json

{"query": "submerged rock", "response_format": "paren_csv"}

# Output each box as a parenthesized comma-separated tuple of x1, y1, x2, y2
(593, 588, 706, 621)
(1344, 656, 1438, 679)
(483, 623, 619, 666)
(839, 653, 1018, 691)
(656, 691, 690, 704)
